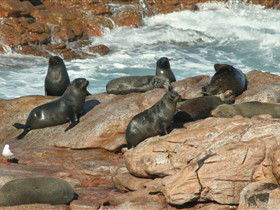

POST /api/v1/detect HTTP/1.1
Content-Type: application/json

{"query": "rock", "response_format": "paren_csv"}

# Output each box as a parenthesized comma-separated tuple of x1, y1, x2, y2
(88, 44, 110, 56)
(236, 70, 280, 103)
(14, 45, 50, 57)
(0, 0, 31, 18)
(238, 181, 280, 210)
(112, 7, 142, 27)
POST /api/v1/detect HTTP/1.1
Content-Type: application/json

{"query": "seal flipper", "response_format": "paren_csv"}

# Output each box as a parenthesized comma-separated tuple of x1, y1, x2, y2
(13, 123, 26, 129)
(65, 112, 79, 132)
(13, 123, 31, 139)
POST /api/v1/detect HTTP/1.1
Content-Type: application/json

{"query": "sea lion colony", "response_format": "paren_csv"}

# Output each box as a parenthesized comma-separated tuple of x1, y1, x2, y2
(2, 55, 278, 206)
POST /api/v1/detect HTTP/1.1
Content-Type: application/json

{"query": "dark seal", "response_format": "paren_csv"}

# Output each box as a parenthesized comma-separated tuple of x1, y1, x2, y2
(212, 101, 280, 118)
(156, 57, 176, 83)
(174, 90, 235, 123)
(126, 89, 181, 148)
(202, 64, 248, 97)
(13, 78, 89, 139)
(0, 176, 78, 206)
(106, 75, 170, 95)
(45, 56, 70, 96)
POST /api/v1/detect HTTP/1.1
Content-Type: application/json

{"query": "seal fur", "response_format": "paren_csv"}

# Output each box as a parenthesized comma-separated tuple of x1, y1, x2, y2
(13, 78, 89, 139)
(156, 57, 176, 83)
(106, 75, 170, 95)
(174, 90, 235, 122)
(45, 56, 70, 96)
(126, 89, 181, 148)
(0, 176, 77, 206)
(212, 101, 280, 118)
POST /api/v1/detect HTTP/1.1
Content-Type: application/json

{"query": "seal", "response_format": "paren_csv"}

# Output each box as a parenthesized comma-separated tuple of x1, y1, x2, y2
(0, 176, 78, 206)
(45, 56, 70, 96)
(174, 90, 235, 122)
(126, 89, 181, 148)
(106, 75, 170, 95)
(156, 57, 176, 83)
(202, 64, 248, 97)
(13, 78, 89, 139)
(211, 101, 280, 118)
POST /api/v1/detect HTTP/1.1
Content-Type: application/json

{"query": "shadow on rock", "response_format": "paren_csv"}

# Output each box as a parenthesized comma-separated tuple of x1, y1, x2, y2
(81, 99, 100, 116)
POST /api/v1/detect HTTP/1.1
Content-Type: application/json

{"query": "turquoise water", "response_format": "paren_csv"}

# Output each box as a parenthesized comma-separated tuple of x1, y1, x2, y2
(0, 2, 279, 99)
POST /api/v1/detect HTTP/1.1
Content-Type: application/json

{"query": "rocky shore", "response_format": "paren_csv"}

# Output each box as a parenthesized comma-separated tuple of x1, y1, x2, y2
(0, 0, 279, 60)
(0, 70, 280, 209)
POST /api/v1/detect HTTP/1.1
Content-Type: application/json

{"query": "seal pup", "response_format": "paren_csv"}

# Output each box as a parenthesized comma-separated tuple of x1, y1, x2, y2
(13, 78, 89, 139)
(106, 75, 170, 95)
(126, 89, 181, 148)
(174, 90, 234, 123)
(0, 176, 78, 206)
(45, 56, 70, 96)
(156, 57, 176, 83)
(202, 64, 248, 97)
(212, 101, 280, 118)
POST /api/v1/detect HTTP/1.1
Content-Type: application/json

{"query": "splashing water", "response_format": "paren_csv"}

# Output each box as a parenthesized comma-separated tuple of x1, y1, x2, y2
(0, 2, 279, 99)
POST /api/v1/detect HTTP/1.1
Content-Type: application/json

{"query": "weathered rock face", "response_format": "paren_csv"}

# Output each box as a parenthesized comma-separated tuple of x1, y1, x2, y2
(112, 70, 280, 207)
(1, 0, 279, 59)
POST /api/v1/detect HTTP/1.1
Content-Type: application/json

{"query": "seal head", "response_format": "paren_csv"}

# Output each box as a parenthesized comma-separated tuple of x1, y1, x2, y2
(202, 64, 248, 97)
(156, 57, 176, 83)
(45, 56, 70, 96)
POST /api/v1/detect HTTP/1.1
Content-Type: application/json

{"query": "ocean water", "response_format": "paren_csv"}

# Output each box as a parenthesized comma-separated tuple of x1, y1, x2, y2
(0, 2, 279, 99)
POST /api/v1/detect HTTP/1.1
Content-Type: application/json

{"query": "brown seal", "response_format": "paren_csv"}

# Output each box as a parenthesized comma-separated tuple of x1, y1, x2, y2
(45, 56, 70, 96)
(212, 101, 280, 118)
(0, 176, 78, 206)
(202, 64, 248, 96)
(126, 89, 181, 148)
(106, 75, 170, 95)
(156, 57, 176, 83)
(174, 90, 234, 122)
(13, 78, 89, 139)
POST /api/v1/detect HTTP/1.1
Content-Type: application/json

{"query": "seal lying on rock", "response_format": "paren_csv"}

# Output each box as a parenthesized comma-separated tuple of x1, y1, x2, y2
(45, 56, 70, 96)
(106, 75, 170, 95)
(0, 176, 78, 206)
(126, 89, 181, 148)
(212, 101, 280, 118)
(13, 78, 89, 139)
(156, 57, 176, 83)
(202, 64, 248, 96)
(174, 90, 235, 123)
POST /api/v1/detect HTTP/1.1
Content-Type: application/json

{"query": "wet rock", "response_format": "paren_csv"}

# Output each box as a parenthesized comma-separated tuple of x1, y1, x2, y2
(236, 70, 280, 103)
(112, 7, 142, 27)
(0, 0, 31, 18)
(88, 44, 110, 56)
(14, 45, 50, 57)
